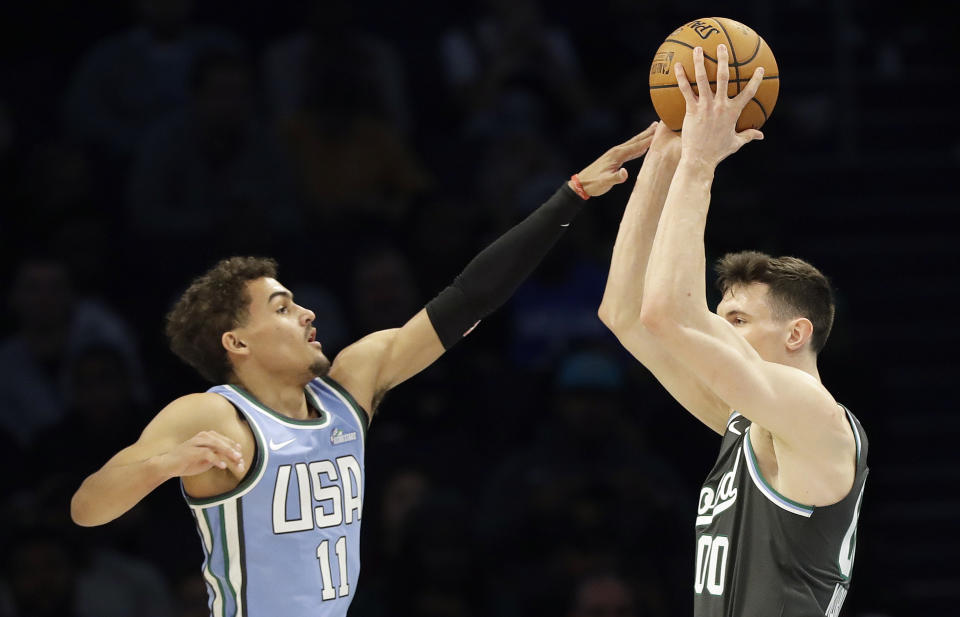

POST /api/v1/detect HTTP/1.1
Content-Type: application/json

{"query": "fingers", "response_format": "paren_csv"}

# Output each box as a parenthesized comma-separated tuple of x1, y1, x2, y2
(716, 44, 730, 99)
(674, 63, 696, 104)
(735, 66, 764, 109)
(193, 431, 245, 470)
(692, 47, 710, 101)
(738, 129, 764, 144)
(613, 121, 658, 162)
(623, 121, 658, 145)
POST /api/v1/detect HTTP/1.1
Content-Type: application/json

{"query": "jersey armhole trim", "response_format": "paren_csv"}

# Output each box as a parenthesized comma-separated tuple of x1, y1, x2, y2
(743, 428, 815, 517)
(183, 395, 269, 507)
(320, 376, 369, 440)
(840, 405, 862, 465)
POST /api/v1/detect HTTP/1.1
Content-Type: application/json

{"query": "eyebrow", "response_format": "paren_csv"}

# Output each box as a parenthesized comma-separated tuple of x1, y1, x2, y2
(267, 290, 293, 304)
(724, 309, 751, 319)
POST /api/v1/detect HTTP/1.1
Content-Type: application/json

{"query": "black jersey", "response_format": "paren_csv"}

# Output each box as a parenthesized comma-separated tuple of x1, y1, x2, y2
(693, 407, 868, 617)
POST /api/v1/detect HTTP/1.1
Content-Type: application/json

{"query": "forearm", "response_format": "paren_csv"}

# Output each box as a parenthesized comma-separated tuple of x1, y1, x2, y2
(599, 151, 679, 326)
(642, 159, 716, 325)
(426, 183, 585, 348)
(71, 456, 171, 527)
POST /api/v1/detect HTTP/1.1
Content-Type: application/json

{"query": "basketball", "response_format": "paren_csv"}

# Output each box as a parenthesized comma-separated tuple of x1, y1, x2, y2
(648, 17, 779, 131)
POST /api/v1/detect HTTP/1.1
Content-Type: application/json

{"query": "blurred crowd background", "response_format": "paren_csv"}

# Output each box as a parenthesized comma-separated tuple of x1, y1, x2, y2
(0, 0, 957, 615)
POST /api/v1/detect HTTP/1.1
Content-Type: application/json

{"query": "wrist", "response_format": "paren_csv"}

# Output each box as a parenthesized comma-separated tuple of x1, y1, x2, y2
(676, 156, 717, 181)
(148, 453, 176, 483)
(568, 174, 590, 200)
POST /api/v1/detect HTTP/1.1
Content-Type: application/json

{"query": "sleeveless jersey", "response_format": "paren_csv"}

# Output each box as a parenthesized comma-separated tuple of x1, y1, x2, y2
(693, 407, 868, 617)
(182, 377, 368, 617)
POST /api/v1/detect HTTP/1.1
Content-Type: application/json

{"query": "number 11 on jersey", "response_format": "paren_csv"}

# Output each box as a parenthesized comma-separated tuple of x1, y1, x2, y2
(317, 536, 349, 601)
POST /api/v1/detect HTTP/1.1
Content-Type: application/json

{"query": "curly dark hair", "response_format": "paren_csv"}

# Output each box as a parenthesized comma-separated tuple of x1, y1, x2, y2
(715, 251, 835, 354)
(165, 256, 278, 383)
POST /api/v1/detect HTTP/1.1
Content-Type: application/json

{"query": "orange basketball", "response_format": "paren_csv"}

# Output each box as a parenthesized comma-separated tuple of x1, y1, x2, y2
(649, 17, 779, 131)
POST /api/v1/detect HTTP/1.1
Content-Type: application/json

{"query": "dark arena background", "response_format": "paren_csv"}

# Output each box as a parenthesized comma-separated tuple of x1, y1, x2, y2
(0, 0, 957, 615)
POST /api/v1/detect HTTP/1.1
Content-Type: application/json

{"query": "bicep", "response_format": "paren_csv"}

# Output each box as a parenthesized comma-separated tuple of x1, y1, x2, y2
(657, 313, 832, 442)
(330, 309, 445, 416)
(613, 326, 730, 434)
(101, 393, 232, 468)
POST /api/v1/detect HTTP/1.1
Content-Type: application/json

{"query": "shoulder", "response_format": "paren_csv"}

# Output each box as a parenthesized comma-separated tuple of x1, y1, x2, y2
(154, 392, 241, 434)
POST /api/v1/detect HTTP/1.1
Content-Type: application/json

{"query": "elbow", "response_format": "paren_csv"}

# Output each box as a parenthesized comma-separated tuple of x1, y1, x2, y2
(598, 300, 637, 335)
(638, 297, 674, 336)
(597, 302, 615, 329)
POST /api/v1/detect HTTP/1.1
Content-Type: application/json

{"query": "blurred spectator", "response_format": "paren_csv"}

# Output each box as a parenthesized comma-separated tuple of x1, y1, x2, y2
(477, 349, 687, 613)
(349, 245, 421, 335)
(63, 0, 238, 158)
(0, 524, 174, 617)
(0, 257, 146, 447)
(262, 0, 410, 132)
(567, 572, 638, 617)
(1, 531, 83, 617)
(509, 253, 610, 370)
(277, 39, 430, 224)
(171, 571, 209, 617)
(126, 47, 300, 239)
(379, 467, 431, 560)
(11, 142, 95, 231)
(475, 130, 569, 227)
(75, 546, 175, 617)
(34, 344, 147, 477)
(439, 0, 590, 137)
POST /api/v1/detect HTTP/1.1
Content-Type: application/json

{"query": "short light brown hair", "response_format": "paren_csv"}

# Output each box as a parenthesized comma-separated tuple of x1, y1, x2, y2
(715, 251, 835, 353)
(165, 257, 278, 383)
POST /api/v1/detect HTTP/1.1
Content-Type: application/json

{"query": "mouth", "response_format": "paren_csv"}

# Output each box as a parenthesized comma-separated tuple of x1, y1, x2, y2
(307, 328, 321, 349)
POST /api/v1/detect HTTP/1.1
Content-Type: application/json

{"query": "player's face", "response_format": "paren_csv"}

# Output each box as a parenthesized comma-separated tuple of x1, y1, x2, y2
(716, 282, 790, 362)
(234, 277, 331, 380)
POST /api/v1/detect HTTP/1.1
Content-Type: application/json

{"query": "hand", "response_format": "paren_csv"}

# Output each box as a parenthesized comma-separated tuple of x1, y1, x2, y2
(156, 431, 246, 480)
(674, 44, 764, 168)
(574, 122, 658, 197)
(648, 120, 682, 162)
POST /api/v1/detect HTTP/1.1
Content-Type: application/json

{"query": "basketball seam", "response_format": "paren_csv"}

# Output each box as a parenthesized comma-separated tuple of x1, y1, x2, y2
(737, 36, 764, 66)
(664, 39, 718, 63)
(650, 75, 779, 90)
(712, 17, 740, 93)
(750, 96, 769, 121)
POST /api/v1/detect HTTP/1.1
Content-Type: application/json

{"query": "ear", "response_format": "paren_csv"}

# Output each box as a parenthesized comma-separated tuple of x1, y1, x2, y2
(222, 330, 250, 357)
(785, 317, 814, 352)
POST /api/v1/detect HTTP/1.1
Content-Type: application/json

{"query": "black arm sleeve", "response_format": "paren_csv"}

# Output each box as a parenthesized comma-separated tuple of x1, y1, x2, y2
(425, 182, 585, 349)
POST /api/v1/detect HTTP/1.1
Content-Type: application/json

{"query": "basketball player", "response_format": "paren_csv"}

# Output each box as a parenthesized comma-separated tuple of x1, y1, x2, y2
(69, 127, 658, 617)
(599, 46, 868, 616)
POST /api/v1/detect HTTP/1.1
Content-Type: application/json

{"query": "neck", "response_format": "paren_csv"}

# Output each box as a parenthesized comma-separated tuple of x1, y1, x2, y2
(784, 351, 822, 383)
(234, 369, 313, 420)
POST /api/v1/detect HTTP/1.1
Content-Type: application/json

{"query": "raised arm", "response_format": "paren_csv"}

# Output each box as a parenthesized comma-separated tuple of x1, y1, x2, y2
(639, 46, 840, 450)
(329, 126, 660, 417)
(598, 122, 729, 434)
(71, 393, 247, 527)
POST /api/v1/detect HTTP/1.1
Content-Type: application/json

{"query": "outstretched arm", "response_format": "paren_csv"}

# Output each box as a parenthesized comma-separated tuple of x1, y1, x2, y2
(329, 125, 660, 417)
(599, 122, 729, 434)
(639, 46, 839, 450)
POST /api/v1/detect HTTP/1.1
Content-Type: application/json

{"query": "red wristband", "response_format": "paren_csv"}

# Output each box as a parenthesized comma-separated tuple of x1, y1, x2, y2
(569, 174, 590, 201)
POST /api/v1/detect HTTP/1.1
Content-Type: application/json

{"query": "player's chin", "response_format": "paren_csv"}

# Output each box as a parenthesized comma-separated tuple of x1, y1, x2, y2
(309, 355, 332, 378)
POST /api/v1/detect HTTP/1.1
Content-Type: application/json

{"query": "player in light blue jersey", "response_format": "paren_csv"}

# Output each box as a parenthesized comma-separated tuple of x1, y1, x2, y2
(70, 125, 662, 617)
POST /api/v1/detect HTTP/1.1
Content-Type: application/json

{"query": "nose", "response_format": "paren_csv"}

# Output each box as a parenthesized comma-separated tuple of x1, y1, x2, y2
(300, 306, 316, 325)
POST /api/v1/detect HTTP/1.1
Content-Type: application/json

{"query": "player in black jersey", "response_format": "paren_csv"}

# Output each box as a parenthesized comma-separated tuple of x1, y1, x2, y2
(599, 46, 867, 616)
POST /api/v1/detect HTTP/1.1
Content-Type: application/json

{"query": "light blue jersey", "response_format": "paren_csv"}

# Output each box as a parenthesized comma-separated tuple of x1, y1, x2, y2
(182, 377, 368, 617)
